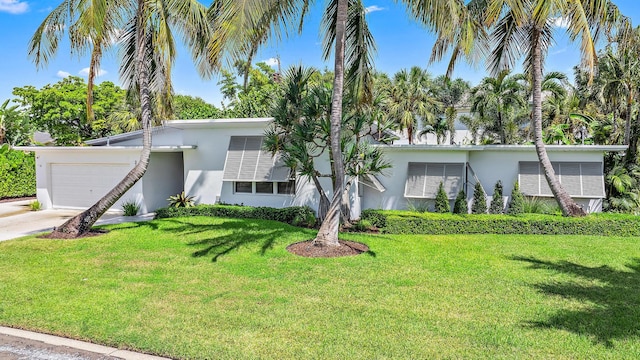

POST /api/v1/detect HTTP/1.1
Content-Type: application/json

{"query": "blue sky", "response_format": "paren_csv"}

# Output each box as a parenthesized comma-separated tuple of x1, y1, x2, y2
(0, 0, 639, 108)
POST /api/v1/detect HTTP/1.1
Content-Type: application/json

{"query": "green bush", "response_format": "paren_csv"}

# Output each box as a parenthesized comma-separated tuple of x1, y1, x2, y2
(453, 190, 468, 214)
(489, 180, 504, 214)
(507, 181, 525, 215)
(155, 204, 317, 228)
(122, 199, 141, 216)
(360, 209, 387, 228)
(471, 182, 487, 214)
(0, 145, 35, 199)
(359, 210, 640, 236)
(434, 182, 450, 213)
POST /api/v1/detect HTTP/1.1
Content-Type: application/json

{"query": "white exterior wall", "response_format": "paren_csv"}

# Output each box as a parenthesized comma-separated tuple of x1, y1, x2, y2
(361, 147, 469, 211)
(469, 147, 607, 213)
(177, 120, 326, 212)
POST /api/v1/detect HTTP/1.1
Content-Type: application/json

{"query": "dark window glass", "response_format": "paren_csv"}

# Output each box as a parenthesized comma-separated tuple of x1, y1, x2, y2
(256, 182, 274, 194)
(277, 180, 296, 195)
(235, 182, 252, 193)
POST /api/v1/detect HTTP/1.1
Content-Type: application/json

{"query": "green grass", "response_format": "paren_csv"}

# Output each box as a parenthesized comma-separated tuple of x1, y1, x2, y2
(1, 216, 640, 359)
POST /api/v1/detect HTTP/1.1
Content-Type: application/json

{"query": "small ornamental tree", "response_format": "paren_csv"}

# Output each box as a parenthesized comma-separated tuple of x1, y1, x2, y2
(489, 180, 504, 214)
(471, 182, 487, 214)
(507, 181, 525, 215)
(453, 189, 468, 214)
(435, 181, 450, 213)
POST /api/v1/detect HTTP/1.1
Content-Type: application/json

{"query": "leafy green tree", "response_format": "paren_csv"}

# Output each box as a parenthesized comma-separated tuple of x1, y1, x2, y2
(507, 181, 525, 215)
(434, 182, 450, 213)
(471, 182, 487, 214)
(173, 95, 221, 119)
(489, 180, 504, 214)
(0, 100, 33, 145)
(453, 189, 468, 214)
(12, 77, 129, 145)
(433, 76, 470, 144)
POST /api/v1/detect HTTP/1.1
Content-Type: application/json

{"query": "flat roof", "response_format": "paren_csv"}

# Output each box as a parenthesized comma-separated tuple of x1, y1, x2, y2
(15, 145, 197, 152)
(379, 144, 628, 152)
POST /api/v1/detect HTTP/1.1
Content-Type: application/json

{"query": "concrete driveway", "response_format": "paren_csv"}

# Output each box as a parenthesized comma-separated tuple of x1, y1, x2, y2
(0, 200, 154, 241)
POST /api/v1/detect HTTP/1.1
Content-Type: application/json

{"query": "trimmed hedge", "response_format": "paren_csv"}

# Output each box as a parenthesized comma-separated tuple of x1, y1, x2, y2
(155, 204, 316, 227)
(0, 146, 35, 199)
(361, 210, 640, 236)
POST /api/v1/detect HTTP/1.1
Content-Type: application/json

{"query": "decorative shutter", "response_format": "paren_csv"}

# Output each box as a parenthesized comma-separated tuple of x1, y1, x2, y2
(443, 164, 464, 198)
(581, 162, 604, 197)
(519, 162, 540, 195)
(405, 163, 426, 197)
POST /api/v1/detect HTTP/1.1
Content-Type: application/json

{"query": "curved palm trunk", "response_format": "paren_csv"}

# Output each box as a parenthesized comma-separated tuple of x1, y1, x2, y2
(52, 1, 153, 237)
(314, 0, 348, 247)
(310, 173, 330, 222)
(531, 28, 585, 217)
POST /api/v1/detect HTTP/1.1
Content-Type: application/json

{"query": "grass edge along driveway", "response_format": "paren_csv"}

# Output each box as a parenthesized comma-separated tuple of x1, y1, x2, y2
(1, 216, 639, 359)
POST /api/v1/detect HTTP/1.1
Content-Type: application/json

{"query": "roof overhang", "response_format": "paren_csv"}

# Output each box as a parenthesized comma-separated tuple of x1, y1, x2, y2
(378, 144, 627, 152)
(165, 118, 274, 129)
(14, 145, 197, 153)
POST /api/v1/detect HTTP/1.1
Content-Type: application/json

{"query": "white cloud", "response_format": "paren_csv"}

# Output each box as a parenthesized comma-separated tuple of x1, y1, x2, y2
(365, 5, 384, 14)
(550, 47, 567, 55)
(0, 0, 28, 14)
(552, 17, 570, 29)
(263, 57, 279, 67)
(79, 67, 108, 77)
(56, 70, 71, 78)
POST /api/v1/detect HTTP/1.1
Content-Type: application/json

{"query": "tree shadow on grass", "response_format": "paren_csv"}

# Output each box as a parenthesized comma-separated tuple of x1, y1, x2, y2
(512, 256, 640, 347)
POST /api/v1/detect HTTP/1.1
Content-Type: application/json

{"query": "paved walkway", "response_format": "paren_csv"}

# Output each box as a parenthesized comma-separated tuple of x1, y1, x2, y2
(0, 200, 154, 241)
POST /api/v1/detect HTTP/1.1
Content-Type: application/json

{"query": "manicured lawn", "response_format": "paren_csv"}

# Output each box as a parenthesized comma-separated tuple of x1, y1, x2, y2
(1, 216, 640, 359)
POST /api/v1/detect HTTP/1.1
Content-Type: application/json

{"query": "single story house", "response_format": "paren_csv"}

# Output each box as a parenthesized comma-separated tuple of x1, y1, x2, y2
(17, 118, 626, 215)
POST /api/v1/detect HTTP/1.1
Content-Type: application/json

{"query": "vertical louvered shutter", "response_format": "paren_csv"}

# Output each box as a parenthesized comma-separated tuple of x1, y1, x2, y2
(223, 136, 290, 181)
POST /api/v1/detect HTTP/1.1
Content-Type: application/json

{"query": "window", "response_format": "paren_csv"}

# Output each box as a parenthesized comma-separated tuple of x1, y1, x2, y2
(235, 182, 252, 193)
(518, 162, 604, 198)
(256, 182, 274, 194)
(277, 180, 296, 194)
(404, 162, 464, 199)
(233, 181, 296, 195)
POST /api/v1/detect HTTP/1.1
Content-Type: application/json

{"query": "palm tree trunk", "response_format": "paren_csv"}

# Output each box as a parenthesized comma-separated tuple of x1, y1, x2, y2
(531, 27, 585, 217)
(86, 44, 102, 123)
(51, 0, 153, 236)
(313, 0, 348, 247)
(624, 95, 632, 145)
(310, 173, 330, 222)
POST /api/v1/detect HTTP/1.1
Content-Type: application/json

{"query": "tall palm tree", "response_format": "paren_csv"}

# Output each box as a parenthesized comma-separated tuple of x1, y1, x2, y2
(30, 0, 211, 236)
(431, 0, 626, 216)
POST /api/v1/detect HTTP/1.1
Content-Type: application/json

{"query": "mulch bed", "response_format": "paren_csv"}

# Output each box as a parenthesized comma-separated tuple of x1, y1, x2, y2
(287, 240, 369, 258)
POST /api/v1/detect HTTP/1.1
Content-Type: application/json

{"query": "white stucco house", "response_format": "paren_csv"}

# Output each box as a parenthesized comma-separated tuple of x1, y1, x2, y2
(17, 118, 626, 216)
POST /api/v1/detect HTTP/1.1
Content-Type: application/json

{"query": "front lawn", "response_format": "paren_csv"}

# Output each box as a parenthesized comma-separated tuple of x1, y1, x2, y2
(1, 216, 639, 359)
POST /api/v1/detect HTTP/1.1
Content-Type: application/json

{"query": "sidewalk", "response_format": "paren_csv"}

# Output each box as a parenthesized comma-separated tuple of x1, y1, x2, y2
(0, 327, 170, 360)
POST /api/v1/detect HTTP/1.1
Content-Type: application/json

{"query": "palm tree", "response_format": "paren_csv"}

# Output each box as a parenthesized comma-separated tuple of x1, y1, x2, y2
(387, 67, 440, 144)
(470, 70, 526, 144)
(30, 0, 211, 236)
(431, 0, 626, 216)
(433, 75, 470, 144)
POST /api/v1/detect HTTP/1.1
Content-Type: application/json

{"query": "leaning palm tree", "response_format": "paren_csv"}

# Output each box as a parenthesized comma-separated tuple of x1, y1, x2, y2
(430, 0, 626, 216)
(30, 0, 212, 236)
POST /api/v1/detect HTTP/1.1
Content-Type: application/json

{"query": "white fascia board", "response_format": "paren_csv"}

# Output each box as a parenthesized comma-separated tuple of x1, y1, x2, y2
(165, 118, 274, 129)
(376, 144, 627, 152)
(14, 145, 197, 152)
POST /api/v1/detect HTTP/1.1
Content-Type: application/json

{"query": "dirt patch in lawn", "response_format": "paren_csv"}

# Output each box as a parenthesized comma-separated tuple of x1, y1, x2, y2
(287, 240, 368, 258)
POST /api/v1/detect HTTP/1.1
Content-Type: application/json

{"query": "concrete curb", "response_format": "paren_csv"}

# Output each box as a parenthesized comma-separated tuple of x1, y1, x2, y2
(0, 326, 171, 360)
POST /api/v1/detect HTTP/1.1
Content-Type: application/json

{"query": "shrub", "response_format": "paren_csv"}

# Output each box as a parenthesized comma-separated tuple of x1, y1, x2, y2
(507, 181, 525, 215)
(407, 199, 429, 212)
(453, 190, 468, 214)
(360, 209, 386, 228)
(167, 191, 195, 208)
(155, 204, 317, 228)
(0, 145, 35, 199)
(29, 200, 41, 211)
(489, 180, 504, 214)
(122, 199, 141, 216)
(471, 182, 487, 214)
(360, 209, 640, 236)
(434, 182, 450, 213)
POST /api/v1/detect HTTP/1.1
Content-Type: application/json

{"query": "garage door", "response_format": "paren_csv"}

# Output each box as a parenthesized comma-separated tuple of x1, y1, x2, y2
(51, 163, 132, 208)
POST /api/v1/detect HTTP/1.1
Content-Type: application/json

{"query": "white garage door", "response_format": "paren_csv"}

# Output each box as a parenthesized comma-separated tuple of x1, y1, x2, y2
(51, 163, 132, 208)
